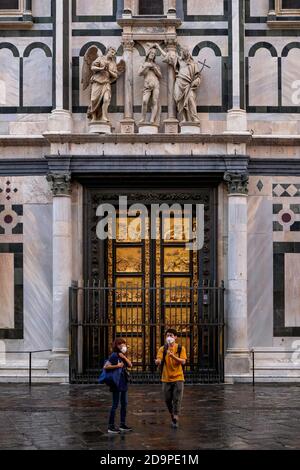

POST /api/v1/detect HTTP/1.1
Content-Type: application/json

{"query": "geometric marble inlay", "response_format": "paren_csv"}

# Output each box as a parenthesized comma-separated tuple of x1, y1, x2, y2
(274, 242, 300, 337)
(273, 183, 300, 198)
(0, 181, 18, 202)
(256, 180, 264, 192)
(0, 205, 23, 236)
(273, 204, 300, 231)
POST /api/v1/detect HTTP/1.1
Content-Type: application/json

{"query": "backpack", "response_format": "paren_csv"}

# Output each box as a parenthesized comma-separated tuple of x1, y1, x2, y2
(159, 344, 184, 376)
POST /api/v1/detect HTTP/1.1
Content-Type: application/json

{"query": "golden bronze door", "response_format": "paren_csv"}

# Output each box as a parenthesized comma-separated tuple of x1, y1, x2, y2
(71, 189, 224, 383)
(106, 209, 200, 372)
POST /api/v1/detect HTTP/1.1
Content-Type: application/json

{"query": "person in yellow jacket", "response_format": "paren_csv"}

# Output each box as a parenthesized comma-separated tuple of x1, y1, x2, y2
(155, 329, 187, 428)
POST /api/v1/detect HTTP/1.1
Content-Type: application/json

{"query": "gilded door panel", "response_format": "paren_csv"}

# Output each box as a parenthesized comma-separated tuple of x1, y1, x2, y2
(115, 247, 143, 273)
(164, 307, 191, 328)
(163, 247, 190, 273)
(115, 277, 143, 302)
(116, 307, 143, 333)
(163, 277, 191, 302)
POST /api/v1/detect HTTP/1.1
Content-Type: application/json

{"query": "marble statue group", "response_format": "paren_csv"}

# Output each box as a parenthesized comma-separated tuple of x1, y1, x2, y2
(81, 41, 206, 133)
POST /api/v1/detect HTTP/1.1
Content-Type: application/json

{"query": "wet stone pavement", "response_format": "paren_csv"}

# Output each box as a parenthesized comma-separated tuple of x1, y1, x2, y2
(0, 384, 300, 450)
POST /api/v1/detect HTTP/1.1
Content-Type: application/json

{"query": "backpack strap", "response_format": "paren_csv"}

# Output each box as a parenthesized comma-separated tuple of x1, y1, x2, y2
(160, 344, 183, 375)
(159, 345, 168, 375)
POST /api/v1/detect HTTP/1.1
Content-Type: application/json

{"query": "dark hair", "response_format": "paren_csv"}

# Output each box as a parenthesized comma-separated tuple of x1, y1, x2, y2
(112, 337, 126, 352)
(165, 328, 177, 337)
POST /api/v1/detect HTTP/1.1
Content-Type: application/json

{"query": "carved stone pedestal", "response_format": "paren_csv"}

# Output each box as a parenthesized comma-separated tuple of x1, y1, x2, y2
(180, 122, 201, 135)
(48, 109, 72, 134)
(164, 118, 179, 134)
(88, 121, 112, 134)
(120, 118, 135, 134)
(224, 108, 250, 135)
(138, 123, 159, 135)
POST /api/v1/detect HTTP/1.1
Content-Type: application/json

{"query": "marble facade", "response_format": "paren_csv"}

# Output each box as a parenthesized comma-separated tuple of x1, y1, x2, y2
(1, 0, 300, 382)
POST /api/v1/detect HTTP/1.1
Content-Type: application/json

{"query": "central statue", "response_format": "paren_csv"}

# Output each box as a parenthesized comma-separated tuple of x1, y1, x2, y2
(155, 44, 201, 124)
(138, 45, 162, 125)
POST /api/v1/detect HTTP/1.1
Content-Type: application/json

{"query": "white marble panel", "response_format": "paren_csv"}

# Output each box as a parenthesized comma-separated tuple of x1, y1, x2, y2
(0, 49, 19, 106)
(0, 254, 14, 329)
(285, 253, 300, 327)
(250, 0, 269, 17)
(23, 204, 53, 350)
(0, 176, 52, 206)
(32, 0, 52, 17)
(282, 49, 300, 107)
(248, 176, 272, 197)
(23, 49, 52, 107)
(249, 51, 278, 107)
(76, 0, 113, 16)
(248, 196, 273, 234)
(187, 0, 224, 15)
(195, 48, 222, 106)
(248, 233, 273, 348)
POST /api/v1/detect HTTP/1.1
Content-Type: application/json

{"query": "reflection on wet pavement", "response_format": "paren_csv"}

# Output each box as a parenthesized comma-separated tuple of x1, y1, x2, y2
(0, 384, 299, 450)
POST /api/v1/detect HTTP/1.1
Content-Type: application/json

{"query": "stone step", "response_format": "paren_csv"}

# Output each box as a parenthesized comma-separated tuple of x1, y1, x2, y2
(0, 361, 69, 383)
(0, 361, 49, 369)
(0, 375, 69, 384)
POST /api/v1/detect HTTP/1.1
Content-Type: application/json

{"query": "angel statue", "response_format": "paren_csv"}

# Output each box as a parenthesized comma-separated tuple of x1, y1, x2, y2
(155, 44, 205, 124)
(81, 46, 125, 123)
(138, 45, 162, 125)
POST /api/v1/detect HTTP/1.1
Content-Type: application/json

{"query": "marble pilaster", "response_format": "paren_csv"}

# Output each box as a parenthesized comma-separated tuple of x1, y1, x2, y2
(120, 39, 135, 134)
(164, 39, 179, 134)
(225, 0, 249, 135)
(46, 172, 72, 375)
(48, 0, 72, 133)
(224, 172, 250, 378)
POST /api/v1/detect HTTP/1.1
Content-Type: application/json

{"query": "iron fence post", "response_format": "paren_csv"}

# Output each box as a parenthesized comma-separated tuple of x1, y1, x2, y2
(29, 352, 32, 387)
(252, 349, 255, 387)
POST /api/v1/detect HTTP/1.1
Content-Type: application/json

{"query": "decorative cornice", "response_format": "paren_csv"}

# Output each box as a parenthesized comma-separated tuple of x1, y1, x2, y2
(92, 192, 210, 203)
(117, 17, 182, 28)
(46, 172, 72, 197)
(2, 133, 300, 147)
(224, 172, 249, 195)
(42, 132, 252, 145)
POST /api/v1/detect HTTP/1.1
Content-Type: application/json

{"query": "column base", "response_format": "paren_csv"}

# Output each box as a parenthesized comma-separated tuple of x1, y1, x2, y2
(138, 123, 159, 134)
(180, 121, 201, 134)
(48, 109, 73, 134)
(164, 118, 179, 134)
(224, 108, 250, 135)
(88, 120, 112, 134)
(225, 349, 251, 379)
(48, 352, 69, 376)
(120, 118, 135, 134)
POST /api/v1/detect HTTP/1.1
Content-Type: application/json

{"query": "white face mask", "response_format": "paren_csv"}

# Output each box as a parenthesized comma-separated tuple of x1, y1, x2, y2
(166, 336, 175, 344)
(120, 346, 127, 354)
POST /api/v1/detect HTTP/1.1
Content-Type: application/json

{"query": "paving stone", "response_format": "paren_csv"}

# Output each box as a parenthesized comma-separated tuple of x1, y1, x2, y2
(0, 384, 300, 450)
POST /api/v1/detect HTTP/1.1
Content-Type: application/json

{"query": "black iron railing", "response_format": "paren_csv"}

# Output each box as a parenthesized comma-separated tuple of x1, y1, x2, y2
(0, 350, 51, 386)
(69, 282, 225, 384)
(251, 349, 300, 386)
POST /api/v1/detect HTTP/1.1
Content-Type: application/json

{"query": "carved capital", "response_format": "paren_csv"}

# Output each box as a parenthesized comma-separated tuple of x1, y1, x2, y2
(165, 38, 178, 51)
(224, 172, 249, 195)
(122, 39, 135, 52)
(46, 172, 72, 197)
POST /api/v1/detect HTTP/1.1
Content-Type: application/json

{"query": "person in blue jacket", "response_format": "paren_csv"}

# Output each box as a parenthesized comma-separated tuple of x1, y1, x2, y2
(104, 337, 133, 434)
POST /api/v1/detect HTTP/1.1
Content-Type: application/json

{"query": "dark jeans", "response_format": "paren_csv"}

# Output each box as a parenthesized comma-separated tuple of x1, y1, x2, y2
(162, 381, 184, 416)
(108, 390, 128, 426)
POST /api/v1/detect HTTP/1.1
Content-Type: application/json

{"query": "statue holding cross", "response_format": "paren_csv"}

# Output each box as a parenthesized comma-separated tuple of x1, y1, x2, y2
(155, 43, 210, 124)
